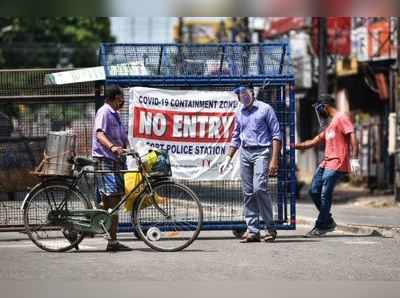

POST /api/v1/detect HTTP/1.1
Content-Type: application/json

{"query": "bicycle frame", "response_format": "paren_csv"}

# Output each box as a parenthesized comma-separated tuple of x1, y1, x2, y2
(67, 169, 162, 215)
(70, 151, 170, 219)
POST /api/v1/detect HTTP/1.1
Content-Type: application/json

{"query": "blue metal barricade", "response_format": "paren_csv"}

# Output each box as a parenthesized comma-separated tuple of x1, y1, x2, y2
(98, 42, 296, 233)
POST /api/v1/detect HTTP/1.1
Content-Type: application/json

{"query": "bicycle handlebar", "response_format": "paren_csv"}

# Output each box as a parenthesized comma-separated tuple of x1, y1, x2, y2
(121, 149, 140, 158)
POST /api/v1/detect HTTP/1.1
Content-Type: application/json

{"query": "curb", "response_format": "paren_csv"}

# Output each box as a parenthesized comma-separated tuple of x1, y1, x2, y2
(297, 216, 397, 238)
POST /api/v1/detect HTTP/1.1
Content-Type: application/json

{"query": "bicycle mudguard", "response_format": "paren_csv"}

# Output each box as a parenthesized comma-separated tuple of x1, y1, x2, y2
(20, 177, 75, 210)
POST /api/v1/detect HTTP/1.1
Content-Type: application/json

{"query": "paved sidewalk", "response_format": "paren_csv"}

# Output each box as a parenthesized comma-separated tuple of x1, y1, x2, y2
(299, 180, 399, 221)
(297, 187, 400, 237)
(298, 202, 400, 227)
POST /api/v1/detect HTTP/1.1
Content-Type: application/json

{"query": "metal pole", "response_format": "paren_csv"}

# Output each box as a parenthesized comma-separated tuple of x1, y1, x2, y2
(318, 17, 328, 97)
(395, 17, 400, 201)
(315, 17, 328, 169)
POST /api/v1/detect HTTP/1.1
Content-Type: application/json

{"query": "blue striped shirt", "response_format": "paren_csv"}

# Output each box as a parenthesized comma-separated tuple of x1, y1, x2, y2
(230, 100, 281, 149)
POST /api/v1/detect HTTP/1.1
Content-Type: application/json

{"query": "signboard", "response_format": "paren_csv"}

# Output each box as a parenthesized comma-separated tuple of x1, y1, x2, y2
(44, 61, 149, 85)
(352, 18, 396, 61)
(312, 17, 352, 56)
(368, 20, 396, 60)
(327, 17, 352, 56)
(263, 17, 307, 38)
(127, 87, 241, 180)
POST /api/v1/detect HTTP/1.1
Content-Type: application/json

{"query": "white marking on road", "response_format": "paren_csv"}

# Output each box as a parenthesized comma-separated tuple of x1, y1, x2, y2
(0, 243, 98, 249)
(344, 240, 377, 245)
(0, 243, 35, 248)
(73, 245, 98, 250)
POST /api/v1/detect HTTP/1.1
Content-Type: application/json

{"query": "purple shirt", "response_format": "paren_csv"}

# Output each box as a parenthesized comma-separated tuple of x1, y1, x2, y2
(231, 100, 281, 149)
(92, 103, 128, 161)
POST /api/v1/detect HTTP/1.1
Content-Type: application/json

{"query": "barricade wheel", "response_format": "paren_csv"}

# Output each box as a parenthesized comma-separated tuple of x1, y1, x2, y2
(133, 181, 203, 252)
(23, 182, 91, 252)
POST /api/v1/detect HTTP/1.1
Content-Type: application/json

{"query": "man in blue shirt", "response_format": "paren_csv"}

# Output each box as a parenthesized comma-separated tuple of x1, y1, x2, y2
(219, 83, 281, 242)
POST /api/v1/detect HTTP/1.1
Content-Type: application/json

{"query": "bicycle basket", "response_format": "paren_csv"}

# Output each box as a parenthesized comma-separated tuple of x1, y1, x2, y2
(142, 149, 172, 177)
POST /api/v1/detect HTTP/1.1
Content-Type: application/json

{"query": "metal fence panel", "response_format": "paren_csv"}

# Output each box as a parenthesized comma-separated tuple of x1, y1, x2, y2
(100, 42, 296, 232)
(0, 68, 96, 229)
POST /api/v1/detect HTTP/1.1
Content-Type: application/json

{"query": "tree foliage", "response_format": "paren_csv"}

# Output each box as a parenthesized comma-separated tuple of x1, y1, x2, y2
(0, 17, 115, 68)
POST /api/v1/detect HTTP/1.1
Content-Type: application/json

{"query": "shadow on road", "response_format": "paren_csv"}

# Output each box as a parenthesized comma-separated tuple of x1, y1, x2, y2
(67, 248, 209, 253)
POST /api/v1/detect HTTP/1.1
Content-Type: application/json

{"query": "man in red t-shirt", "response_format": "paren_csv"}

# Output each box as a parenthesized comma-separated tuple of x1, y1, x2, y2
(295, 95, 360, 237)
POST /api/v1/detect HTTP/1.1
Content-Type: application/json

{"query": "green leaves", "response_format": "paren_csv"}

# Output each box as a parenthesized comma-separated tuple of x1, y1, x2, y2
(0, 17, 115, 68)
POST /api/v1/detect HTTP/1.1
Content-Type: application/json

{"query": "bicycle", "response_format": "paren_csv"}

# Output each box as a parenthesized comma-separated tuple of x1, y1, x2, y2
(21, 149, 203, 252)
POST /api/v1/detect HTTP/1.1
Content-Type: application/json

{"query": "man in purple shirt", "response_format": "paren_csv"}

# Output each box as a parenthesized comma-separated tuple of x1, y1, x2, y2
(219, 82, 281, 243)
(92, 85, 132, 252)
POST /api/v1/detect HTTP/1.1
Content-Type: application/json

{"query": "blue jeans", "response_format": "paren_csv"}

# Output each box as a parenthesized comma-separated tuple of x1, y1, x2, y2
(240, 147, 274, 236)
(309, 167, 344, 229)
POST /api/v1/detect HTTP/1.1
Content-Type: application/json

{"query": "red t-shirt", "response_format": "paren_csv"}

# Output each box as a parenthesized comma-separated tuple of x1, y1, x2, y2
(319, 113, 354, 173)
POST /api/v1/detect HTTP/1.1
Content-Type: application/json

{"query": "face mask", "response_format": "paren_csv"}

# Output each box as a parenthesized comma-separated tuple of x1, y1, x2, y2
(117, 100, 124, 109)
(113, 97, 124, 110)
(239, 91, 253, 107)
(233, 86, 254, 107)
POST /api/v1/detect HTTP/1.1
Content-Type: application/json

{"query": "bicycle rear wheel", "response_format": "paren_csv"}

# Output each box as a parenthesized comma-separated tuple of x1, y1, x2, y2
(23, 182, 91, 252)
(133, 181, 203, 252)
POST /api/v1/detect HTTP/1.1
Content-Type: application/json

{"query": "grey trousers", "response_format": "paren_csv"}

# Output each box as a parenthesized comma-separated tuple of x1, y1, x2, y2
(240, 147, 274, 235)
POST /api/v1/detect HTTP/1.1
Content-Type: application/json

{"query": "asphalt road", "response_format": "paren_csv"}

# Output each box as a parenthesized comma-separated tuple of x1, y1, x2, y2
(1, 226, 399, 282)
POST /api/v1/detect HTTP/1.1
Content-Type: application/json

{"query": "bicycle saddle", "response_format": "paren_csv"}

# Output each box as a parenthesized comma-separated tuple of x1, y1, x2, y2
(74, 156, 97, 168)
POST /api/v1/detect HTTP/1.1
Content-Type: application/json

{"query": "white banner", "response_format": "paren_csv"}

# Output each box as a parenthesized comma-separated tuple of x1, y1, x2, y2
(127, 87, 241, 180)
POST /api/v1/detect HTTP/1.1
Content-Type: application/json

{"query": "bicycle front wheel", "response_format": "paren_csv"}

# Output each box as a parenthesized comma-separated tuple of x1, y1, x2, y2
(133, 181, 203, 252)
(23, 182, 91, 252)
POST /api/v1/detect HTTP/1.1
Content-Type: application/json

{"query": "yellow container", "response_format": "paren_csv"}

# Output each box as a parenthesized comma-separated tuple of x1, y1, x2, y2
(123, 171, 166, 212)
(142, 150, 158, 172)
(124, 172, 144, 212)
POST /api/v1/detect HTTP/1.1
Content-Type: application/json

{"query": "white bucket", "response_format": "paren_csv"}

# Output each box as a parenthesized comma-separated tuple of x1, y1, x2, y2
(36, 131, 76, 176)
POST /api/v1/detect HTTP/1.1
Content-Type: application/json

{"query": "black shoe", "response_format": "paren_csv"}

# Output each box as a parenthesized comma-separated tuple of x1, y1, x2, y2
(106, 241, 133, 252)
(325, 220, 337, 232)
(264, 230, 277, 242)
(304, 227, 325, 238)
(62, 228, 79, 250)
(240, 234, 261, 243)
